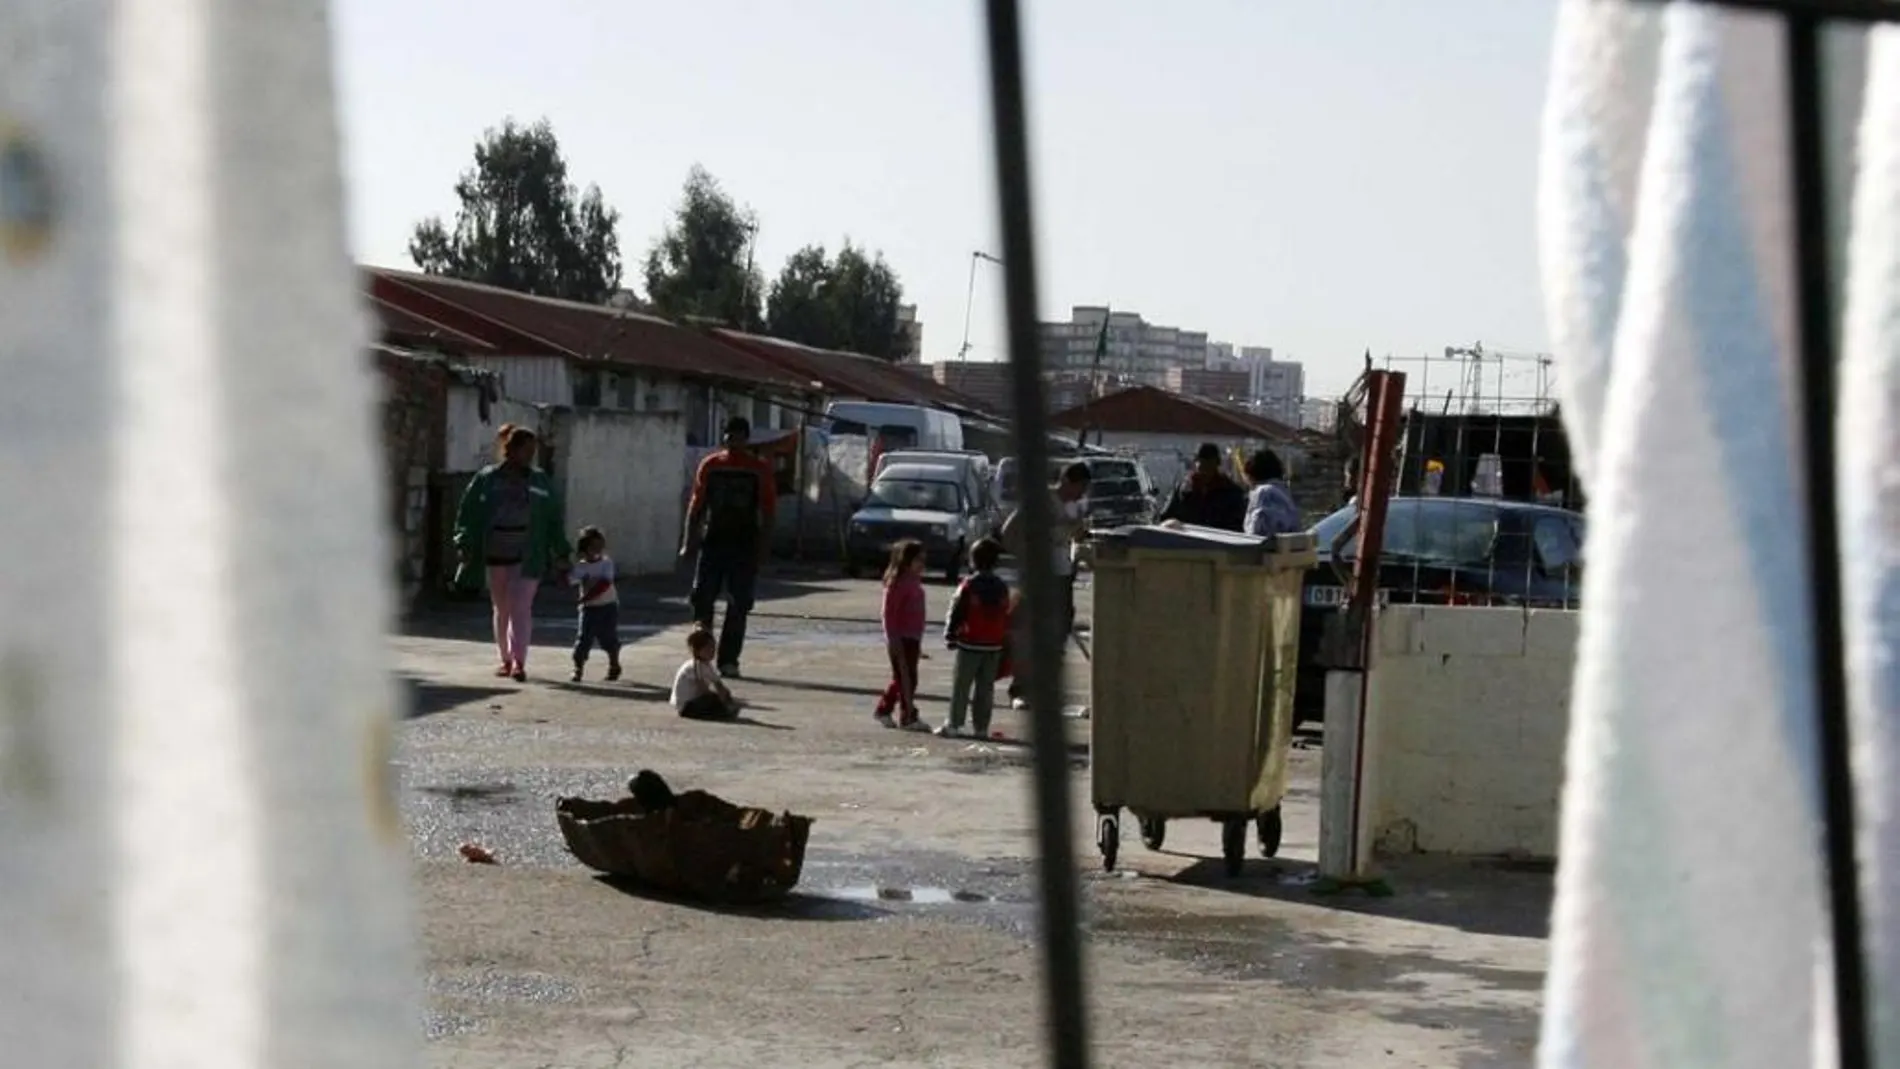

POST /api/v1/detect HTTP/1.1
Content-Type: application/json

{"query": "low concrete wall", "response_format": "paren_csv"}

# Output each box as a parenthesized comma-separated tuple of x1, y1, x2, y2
(548, 408, 686, 576)
(1360, 605, 1576, 859)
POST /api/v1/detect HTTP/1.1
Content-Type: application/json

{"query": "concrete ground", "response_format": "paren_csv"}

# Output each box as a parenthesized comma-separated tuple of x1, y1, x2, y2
(397, 566, 1550, 1069)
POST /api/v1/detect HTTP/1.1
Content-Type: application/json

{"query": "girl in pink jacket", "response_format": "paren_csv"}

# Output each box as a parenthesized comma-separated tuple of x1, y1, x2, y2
(874, 541, 930, 731)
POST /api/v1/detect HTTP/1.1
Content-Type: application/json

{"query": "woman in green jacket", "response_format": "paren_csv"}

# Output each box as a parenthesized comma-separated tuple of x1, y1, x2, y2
(454, 424, 571, 681)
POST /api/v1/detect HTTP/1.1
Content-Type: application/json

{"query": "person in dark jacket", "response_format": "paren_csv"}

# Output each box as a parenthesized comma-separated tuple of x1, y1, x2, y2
(938, 538, 1010, 739)
(1157, 443, 1247, 531)
(680, 416, 777, 677)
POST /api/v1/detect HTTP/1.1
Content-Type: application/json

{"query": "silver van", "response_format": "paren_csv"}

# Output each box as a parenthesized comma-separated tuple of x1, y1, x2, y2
(846, 461, 996, 581)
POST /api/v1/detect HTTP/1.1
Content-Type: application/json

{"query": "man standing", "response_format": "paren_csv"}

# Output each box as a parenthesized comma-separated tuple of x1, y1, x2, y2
(1000, 461, 1092, 710)
(681, 416, 777, 677)
(1157, 443, 1247, 531)
(1002, 461, 1093, 633)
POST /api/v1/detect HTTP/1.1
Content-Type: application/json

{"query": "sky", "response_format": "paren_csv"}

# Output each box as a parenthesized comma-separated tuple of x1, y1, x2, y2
(332, 0, 1558, 398)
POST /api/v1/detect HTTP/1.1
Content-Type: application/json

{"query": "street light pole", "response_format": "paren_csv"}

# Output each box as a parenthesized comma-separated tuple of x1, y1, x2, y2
(957, 249, 1003, 361)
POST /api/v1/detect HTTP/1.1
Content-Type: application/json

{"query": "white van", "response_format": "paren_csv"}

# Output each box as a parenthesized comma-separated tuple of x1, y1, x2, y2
(824, 401, 963, 453)
(873, 450, 995, 509)
(846, 461, 996, 581)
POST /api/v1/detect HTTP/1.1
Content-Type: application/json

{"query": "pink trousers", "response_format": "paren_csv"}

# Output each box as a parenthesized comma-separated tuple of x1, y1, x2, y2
(487, 564, 540, 668)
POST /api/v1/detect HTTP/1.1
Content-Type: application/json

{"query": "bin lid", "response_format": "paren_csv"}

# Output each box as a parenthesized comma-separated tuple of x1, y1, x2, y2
(1093, 523, 1317, 562)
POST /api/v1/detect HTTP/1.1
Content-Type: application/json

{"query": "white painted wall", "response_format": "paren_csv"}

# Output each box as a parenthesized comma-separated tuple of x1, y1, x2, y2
(1358, 605, 1576, 858)
(548, 409, 686, 576)
(462, 354, 571, 405)
(443, 386, 544, 473)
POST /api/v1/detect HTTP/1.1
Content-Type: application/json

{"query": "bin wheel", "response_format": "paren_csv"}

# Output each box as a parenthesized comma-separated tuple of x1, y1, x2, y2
(1221, 818, 1247, 877)
(1097, 814, 1120, 872)
(1138, 816, 1167, 851)
(1256, 807, 1284, 859)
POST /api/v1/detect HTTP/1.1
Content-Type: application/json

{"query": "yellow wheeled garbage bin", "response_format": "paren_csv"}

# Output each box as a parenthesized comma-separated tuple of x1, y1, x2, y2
(1088, 523, 1315, 876)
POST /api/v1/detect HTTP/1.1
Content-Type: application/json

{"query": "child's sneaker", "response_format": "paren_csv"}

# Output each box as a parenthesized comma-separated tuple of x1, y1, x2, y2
(874, 712, 896, 729)
(605, 663, 622, 682)
(1011, 697, 1030, 711)
(570, 665, 584, 683)
(900, 717, 932, 733)
(512, 668, 528, 683)
(934, 723, 965, 739)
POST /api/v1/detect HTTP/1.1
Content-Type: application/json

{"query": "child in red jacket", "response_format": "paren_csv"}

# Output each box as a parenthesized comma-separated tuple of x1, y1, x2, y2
(938, 539, 1010, 739)
(875, 541, 930, 731)
(997, 589, 1020, 686)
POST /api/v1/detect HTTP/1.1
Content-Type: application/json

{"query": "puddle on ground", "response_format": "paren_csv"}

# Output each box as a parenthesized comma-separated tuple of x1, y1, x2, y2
(1093, 910, 1542, 997)
(830, 884, 995, 906)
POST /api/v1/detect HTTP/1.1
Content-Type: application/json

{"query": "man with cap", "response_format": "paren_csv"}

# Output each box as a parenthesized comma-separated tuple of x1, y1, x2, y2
(680, 415, 778, 676)
(1157, 443, 1247, 531)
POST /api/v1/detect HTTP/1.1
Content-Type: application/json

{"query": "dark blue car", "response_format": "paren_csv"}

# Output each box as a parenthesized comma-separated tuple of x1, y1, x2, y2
(1293, 497, 1586, 726)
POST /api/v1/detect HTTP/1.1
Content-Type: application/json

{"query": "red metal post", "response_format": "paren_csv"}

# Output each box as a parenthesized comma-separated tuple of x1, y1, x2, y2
(1346, 369, 1407, 872)
(1350, 370, 1407, 613)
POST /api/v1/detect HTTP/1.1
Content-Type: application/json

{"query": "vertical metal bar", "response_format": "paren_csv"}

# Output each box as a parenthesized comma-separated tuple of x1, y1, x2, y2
(958, 251, 979, 361)
(1784, 12, 1870, 1069)
(979, 2, 1093, 1067)
(1345, 370, 1407, 867)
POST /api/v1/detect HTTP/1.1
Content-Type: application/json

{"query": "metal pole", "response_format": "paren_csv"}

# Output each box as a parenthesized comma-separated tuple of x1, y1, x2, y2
(958, 251, 979, 361)
(1784, 11, 1869, 1069)
(741, 218, 759, 329)
(980, 1, 1092, 1066)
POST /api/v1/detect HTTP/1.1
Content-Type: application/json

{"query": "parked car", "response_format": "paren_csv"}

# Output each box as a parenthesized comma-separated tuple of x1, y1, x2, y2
(992, 454, 1158, 530)
(873, 450, 997, 523)
(846, 462, 995, 581)
(1077, 456, 1159, 529)
(1292, 496, 1586, 728)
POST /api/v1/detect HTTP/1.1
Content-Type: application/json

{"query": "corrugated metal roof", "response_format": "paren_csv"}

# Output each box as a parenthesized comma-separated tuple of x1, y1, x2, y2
(367, 297, 497, 353)
(1049, 385, 1299, 441)
(363, 267, 813, 392)
(710, 329, 1000, 417)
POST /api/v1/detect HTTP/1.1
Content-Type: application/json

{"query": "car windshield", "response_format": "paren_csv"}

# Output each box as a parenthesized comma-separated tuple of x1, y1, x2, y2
(865, 479, 961, 513)
(1087, 462, 1142, 498)
(831, 420, 918, 449)
(1315, 499, 1504, 566)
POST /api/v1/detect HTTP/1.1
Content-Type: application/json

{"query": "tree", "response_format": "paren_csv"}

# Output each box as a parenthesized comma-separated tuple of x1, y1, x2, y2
(643, 166, 761, 330)
(409, 118, 622, 304)
(764, 242, 912, 361)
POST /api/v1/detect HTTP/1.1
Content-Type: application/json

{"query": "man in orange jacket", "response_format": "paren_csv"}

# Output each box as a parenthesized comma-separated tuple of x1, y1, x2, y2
(680, 416, 777, 677)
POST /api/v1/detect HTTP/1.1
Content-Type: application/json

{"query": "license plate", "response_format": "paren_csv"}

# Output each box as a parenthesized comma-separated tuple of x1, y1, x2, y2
(1304, 585, 1346, 608)
(1303, 585, 1391, 608)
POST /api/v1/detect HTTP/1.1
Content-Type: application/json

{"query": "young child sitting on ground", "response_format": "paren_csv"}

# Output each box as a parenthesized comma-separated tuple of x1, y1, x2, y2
(938, 538, 1010, 739)
(672, 629, 739, 720)
(568, 525, 622, 682)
